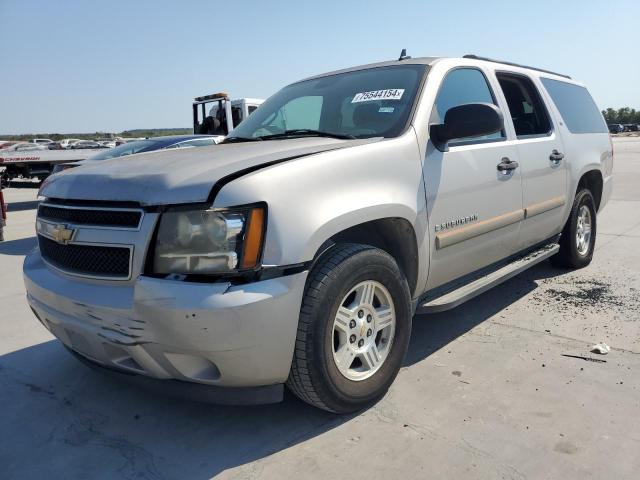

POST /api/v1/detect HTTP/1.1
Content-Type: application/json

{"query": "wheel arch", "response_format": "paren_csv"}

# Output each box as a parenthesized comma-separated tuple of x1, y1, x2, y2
(311, 217, 420, 297)
(577, 169, 603, 211)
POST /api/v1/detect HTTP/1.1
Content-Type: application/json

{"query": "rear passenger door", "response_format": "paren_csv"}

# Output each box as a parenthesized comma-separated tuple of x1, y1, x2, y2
(495, 72, 567, 249)
(423, 67, 523, 290)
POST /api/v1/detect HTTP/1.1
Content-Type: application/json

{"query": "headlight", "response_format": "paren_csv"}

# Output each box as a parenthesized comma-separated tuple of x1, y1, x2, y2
(153, 205, 265, 275)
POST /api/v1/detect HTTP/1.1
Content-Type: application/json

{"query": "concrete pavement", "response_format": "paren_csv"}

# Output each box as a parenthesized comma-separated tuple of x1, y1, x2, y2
(1, 140, 639, 479)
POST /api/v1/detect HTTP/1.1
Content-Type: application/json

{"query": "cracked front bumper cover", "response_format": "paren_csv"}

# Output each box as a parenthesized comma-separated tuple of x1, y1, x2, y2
(24, 250, 308, 391)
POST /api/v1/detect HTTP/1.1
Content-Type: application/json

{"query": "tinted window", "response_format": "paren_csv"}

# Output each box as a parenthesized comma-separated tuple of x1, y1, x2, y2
(231, 105, 243, 127)
(540, 78, 607, 134)
(280, 96, 323, 131)
(170, 138, 217, 148)
(497, 73, 551, 137)
(433, 68, 504, 142)
(88, 140, 156, 160)
(228, 65, 425, 140)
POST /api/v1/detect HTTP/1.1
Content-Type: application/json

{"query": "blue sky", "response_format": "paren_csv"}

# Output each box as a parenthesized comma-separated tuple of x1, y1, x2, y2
(1, 0, 638, 134)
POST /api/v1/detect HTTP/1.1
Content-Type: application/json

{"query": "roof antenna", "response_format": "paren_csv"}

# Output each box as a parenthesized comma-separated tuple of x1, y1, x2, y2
(398, 48, 411, 61)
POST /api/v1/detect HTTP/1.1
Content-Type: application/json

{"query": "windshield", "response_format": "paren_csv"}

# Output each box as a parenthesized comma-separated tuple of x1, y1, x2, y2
(88, 140, 157, 160)
(227, 65, 426, 141)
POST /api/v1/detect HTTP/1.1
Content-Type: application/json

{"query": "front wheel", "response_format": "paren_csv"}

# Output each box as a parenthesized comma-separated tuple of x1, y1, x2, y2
(287, 243, 412, 413)
(551, 188, 597, 269)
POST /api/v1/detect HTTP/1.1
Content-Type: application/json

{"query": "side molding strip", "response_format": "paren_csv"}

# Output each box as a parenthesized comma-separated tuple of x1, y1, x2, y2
(524, 196, 566, 218)
(436, 209, 524, 249)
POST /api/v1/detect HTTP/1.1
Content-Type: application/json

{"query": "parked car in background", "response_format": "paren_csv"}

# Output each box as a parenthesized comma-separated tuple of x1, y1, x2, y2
(3, 142, 47, 151)
(0, 186, 6, 241)
(0, 141, 19, 150)
(623, 124, 639, 132)
(115, 137, 145, 146)
(30, 138, 53, 145)
(59, 139, 82, 149)
(97, 139, 116, 148)
(52, 135, 219, 173)
(70, 140, 103, 149)
(608, 123, 624, 134)
(47, 142, 64, 150)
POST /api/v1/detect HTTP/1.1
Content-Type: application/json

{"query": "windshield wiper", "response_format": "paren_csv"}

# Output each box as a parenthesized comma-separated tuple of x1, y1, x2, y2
(259, 129, 355, 140)
(221, 136, 263, 144)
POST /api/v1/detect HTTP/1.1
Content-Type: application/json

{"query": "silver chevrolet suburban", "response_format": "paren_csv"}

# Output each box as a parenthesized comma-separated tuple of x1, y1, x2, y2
(24, 54, 613, 413)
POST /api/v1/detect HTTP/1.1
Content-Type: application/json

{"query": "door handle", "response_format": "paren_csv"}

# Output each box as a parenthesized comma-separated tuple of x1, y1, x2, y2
(550, 149, 564, 162)
(497, 157, 519, 173)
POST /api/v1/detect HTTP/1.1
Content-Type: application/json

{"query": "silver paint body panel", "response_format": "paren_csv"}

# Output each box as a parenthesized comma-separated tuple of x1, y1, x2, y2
(25, 56, 612, 390)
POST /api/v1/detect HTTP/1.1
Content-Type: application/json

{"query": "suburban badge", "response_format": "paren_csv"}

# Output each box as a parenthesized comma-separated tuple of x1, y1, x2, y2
(434, 214, 479, 232)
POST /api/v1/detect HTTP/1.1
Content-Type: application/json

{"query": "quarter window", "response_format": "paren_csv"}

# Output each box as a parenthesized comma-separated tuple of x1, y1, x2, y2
(540, 78, 608, 134)
(496, 73, 551, 138)
(432, 68, 504, 143)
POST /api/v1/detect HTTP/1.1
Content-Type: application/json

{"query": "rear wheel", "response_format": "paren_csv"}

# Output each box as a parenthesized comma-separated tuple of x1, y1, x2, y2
(287, 243, 411, 413)
(551, 189, 597, 269)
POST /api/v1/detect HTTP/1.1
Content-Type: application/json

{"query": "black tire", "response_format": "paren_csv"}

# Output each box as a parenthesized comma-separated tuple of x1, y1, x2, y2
(551, 188, 597, 269)
(287, 243, 412, 413)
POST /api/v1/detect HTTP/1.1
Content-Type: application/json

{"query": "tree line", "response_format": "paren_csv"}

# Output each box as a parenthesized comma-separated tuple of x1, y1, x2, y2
(0, 128, 191, 142)
(601, 108, 640, 125)
(2, 109, 640, 140)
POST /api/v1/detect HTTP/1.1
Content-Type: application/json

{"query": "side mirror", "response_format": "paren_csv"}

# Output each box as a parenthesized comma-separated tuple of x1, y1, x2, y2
(430, 103, 503, 150)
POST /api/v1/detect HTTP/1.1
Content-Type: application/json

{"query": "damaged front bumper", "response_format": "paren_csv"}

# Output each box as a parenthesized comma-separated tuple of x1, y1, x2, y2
(23, 251, 307, 404)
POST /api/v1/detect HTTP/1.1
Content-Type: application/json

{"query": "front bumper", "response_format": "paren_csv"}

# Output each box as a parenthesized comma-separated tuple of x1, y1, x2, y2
(24, 250, 307, 397)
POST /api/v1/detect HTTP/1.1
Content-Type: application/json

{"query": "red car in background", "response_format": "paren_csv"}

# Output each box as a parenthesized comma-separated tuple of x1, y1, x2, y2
(0, 187, 6, 241)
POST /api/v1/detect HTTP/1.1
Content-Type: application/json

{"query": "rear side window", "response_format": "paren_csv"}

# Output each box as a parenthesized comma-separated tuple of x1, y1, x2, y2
(496, 73, 551, 138)
(432, 68, 504, 142)
(540, 78, 607, 134)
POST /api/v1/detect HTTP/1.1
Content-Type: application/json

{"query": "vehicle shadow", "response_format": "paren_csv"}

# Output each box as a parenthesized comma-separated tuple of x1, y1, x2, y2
(0, 261, 566, 479)
(0, 236, 37, 255)
(6, 200, 40, 212)
(406, 261, 565, 366)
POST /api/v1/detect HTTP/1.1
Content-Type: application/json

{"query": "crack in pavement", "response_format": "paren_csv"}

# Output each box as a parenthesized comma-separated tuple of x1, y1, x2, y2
(488, 320, 640, 356)
(0, 365, 165, 480)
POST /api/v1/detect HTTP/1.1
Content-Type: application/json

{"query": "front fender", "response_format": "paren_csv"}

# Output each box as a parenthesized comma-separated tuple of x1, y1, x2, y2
(212, 133, 429, 277)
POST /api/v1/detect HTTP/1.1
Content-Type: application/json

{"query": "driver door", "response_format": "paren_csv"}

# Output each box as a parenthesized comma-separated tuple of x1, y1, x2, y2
(423, 67, 524, 290)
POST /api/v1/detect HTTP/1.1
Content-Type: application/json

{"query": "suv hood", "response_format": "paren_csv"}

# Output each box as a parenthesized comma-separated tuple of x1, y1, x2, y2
(41, 137, 379, 206)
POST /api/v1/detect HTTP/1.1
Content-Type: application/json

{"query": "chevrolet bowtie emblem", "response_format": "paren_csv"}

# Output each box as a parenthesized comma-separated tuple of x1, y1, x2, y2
(51, 224, 75, 244)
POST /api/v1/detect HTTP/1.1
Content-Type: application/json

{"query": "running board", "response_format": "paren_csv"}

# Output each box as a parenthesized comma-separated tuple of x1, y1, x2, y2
(416, 243, 559, 314)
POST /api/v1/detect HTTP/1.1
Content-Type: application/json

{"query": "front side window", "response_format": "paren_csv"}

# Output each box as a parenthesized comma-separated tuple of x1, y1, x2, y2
(227, 65, 426, 141)
(432, 68, 504, 143)
(496, 73, 551, 138)
(231, 105, 243, 127)
(540, 78, 608, 134)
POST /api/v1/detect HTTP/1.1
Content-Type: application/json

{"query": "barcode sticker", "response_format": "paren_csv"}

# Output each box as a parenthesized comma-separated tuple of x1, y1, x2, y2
(352, 89, 404, 103)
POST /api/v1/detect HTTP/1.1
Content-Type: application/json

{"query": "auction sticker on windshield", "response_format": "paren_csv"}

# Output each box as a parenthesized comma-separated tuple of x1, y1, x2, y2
(352, 89, 404, 103)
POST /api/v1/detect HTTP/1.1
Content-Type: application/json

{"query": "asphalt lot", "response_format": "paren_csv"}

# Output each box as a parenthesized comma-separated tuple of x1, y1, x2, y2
(1, 138, 639, 480)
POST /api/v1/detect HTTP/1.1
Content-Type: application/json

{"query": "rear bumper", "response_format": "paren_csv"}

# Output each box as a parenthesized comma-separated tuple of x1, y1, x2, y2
(24, 250, 308, 393)
(600, 174, 613, 212)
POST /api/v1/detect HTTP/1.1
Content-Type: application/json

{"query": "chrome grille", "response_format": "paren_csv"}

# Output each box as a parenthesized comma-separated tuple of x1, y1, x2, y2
(38, 203, 142, 228)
